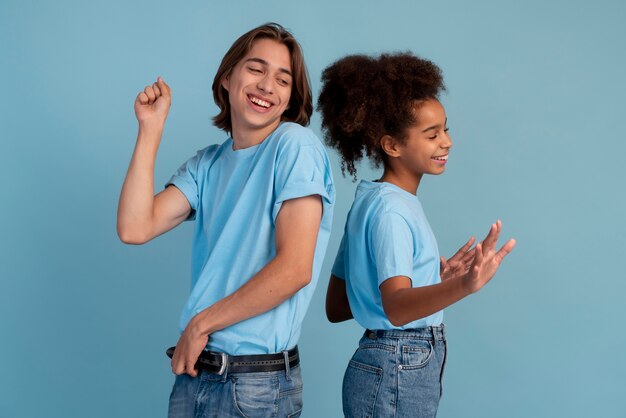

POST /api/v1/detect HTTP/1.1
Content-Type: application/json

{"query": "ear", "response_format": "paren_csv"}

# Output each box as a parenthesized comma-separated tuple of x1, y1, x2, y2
(380, 134, 401, 158)
(221, 76, 230, 92)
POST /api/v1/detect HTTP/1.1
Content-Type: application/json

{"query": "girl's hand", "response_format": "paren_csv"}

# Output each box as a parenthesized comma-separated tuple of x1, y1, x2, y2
(134, 77, 171, 129)
(440, 236, 476, 282)
(462, 221, 516, 294)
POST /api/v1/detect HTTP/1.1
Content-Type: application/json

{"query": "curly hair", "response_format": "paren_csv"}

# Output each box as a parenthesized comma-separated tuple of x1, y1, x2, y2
(317, 52, 446, 178)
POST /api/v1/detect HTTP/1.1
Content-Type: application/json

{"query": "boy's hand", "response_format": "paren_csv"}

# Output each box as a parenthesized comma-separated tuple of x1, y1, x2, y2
(171, 318, 209, 377)
(134, 77, 171, 128)
(462, 220, 516, 294)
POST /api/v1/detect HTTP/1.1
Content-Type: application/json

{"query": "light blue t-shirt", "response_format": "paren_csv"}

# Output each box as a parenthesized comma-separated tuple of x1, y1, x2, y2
(332, 180, 443, 330)
(167, 122, 335, 355)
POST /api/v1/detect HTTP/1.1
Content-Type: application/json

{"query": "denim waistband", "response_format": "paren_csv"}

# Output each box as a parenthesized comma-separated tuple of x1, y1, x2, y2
(364, 324, 446, 341)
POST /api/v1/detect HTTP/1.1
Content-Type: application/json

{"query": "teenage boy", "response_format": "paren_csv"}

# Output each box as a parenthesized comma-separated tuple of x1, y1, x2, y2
(117, 23, 335, 417)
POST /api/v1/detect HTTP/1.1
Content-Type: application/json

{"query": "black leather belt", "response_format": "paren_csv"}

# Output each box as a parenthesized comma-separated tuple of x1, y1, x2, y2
(166, 346, 299, 375)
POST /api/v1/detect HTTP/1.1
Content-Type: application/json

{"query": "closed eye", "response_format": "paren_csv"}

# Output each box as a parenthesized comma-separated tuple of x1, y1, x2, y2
(428, 127, 449, 140)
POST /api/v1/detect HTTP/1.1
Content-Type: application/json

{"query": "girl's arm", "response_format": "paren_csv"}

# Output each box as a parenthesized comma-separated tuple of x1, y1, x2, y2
(326, 275, 353, 323)
(381, 221, 515, 326)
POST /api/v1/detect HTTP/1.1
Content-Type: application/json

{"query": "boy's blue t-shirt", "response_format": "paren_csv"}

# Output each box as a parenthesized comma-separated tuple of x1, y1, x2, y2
(332, 180, 443, 330)
(167, 122, 335, 355)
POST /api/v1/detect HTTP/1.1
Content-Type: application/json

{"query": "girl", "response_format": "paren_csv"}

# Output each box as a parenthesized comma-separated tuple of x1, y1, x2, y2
(318, 53, 515, 417)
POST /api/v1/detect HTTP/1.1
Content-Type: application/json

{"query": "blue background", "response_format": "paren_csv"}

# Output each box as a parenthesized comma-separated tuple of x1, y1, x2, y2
(2, 0, 625, 417)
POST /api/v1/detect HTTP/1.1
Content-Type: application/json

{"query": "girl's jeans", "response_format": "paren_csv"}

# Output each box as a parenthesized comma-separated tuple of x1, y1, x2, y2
(343, 325, 447, 418)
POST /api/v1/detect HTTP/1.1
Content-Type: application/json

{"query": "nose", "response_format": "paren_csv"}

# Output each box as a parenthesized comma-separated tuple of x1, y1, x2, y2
(442, 131, 452, 149)
(257, 74, 274, 95)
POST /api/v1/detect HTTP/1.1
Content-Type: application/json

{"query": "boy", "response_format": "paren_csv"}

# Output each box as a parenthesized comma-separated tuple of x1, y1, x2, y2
(117, 23, 334, 417)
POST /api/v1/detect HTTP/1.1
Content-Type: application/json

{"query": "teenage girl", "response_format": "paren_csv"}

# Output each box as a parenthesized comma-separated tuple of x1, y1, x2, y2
(318, 53, 516, 417)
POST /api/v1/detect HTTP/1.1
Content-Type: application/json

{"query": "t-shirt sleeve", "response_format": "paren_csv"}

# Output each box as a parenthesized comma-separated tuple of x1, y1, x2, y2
(371, 212, 414, 287)
(165, 149, 204, 221)
(272, 133, 335, 222)
(331, 233, 347, 280)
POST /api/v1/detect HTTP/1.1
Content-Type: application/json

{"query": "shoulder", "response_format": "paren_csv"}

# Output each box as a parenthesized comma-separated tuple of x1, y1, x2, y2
(198, 143, 222, 158)
(189, 141, 227, 166)
(272, 122, 325, 153)
(368, 186, 415, 225)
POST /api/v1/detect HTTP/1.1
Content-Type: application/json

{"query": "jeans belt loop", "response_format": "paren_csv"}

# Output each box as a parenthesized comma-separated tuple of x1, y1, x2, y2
(217, 352, 228, 375)
(283, 350, 291, 381)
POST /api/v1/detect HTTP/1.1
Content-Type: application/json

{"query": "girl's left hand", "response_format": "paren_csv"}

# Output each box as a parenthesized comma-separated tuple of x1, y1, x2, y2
(440, 237, 476, 281)
(461, 220, 516, 294)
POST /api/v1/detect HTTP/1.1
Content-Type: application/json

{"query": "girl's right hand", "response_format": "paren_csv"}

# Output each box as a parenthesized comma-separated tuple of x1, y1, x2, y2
(462, 220, 516, 294)
(134, 77, 171, 129)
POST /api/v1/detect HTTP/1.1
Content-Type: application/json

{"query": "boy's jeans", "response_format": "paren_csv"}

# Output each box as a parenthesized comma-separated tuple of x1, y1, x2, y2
(168, 363, 303, 418)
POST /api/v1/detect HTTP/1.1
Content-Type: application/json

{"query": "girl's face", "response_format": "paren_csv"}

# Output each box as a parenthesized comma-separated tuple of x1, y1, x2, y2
(394, 99, 452, 177)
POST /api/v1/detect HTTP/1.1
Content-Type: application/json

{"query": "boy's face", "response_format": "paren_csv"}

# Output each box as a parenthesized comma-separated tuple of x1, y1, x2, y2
(221, 38, 293, 137)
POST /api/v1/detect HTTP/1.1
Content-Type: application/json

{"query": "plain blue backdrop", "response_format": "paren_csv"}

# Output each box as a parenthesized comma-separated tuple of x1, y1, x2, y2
(2, 1, 625, 417)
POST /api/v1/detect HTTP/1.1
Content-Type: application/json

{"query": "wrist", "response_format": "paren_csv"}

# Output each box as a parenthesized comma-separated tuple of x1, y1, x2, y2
(456, 275, 475, 297)
(189, 308, 217, 337)
(138, 119, 165, 135)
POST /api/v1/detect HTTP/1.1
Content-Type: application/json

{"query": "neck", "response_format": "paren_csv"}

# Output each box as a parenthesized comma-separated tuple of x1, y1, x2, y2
(379, 165, 422, 195)
(231, 119, 281, 150)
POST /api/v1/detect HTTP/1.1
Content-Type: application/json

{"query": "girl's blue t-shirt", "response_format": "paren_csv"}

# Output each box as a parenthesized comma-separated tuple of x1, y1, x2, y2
(167, 122, 335, 355)
(332, 180, 443, 330)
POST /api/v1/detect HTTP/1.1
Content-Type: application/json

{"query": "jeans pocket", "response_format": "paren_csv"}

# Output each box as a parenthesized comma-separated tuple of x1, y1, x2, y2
(280, 384, 303, 418)
(401, 340, 433, 369)
(342, 360, 383, 418)
(232, 376, 278, 418)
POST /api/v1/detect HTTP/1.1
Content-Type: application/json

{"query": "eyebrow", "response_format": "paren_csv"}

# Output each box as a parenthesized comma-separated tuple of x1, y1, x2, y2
(421, 117, 448, 133)
(245, 58, 292, 77)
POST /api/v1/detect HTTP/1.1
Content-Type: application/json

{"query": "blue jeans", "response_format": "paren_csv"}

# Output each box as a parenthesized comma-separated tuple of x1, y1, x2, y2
(342, 326, 447, 418)
(168, 362, 303, 418)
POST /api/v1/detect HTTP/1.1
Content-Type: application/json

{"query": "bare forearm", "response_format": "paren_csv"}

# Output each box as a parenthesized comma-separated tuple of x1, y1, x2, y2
(190, 255, 311, 336)
(326, 275, 353, 323)
(327, 301, 353, 323)
(117, 125, 163, 243)
(385, 278, 470, 326)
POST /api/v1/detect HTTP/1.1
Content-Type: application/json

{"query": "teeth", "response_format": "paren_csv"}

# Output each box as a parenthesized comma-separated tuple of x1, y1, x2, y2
(250, 96, 271, 108)
(432, 155, 448, 161)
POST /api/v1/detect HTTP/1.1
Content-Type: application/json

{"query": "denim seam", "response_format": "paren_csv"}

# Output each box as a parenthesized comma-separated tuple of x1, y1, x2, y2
(439, 340, 448, 398)
(231, 375, 279, 418)
(347, 360, 383, 417)
(279, 385, 303, 398)
(359, 343, 395, 352)
(348, 359, 383, 375)
(193, 374, 209, 417)
(287, 408, 303, 418)
(400, 341, 433, 370)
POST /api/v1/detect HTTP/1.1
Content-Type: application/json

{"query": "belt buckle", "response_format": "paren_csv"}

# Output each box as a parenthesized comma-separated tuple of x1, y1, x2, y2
(217, 352, 228, 375)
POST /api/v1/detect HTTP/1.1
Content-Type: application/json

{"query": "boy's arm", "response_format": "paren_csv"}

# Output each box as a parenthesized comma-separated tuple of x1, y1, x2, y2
(380, 221, 516, 326)
(117, 78, 191, 244)
(326, 275, 353, 323)
(171, 194, 323, 376)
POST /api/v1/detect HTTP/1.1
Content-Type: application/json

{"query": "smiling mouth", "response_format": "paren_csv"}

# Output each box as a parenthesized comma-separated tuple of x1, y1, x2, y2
(248, 94, 272, 109)
(431, 154, 448, 162)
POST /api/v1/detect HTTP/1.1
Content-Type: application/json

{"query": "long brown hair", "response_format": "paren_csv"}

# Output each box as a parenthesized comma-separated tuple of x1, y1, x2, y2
(212, 23, 312, 133)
